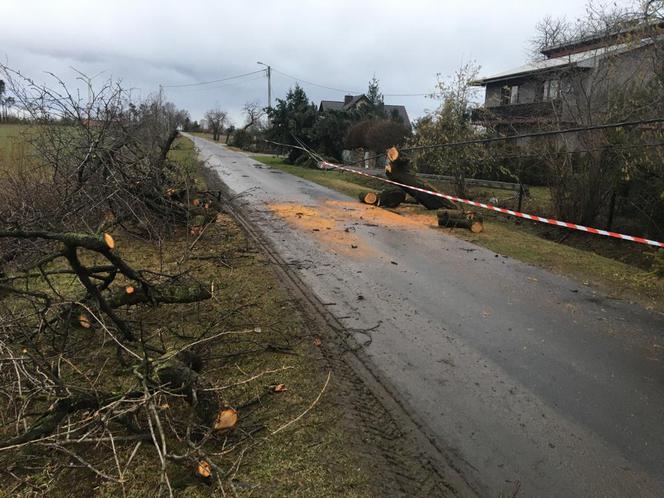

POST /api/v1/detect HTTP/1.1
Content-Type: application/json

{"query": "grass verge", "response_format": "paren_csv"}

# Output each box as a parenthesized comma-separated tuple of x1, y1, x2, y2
(252, 154, 664, 312)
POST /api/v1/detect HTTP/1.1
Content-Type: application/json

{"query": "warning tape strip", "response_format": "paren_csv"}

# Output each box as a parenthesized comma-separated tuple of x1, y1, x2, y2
(319, 161, 664, 249)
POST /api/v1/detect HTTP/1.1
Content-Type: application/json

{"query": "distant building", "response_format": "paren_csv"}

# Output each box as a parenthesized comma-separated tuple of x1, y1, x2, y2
(471, 19, 663, 142)
(319, 94, 411, 129)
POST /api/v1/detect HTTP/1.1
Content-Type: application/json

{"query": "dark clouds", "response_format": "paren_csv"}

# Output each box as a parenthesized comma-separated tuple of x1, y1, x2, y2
(0, 0, 630, 124)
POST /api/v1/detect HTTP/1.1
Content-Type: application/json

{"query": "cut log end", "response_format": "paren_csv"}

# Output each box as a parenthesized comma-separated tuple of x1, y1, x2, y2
(470, 220, 484, 233)
(78, 314, 92, 329)
(386, 147, 399, 162)
(103, 232, 115, 250)
(196, 460, 212, 479)
(125, 286, 135, 295)
(358, 191, 378, 205)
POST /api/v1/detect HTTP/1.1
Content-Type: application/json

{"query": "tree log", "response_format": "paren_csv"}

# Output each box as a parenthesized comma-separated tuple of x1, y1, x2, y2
(377, 188, 406, 208)
(437, 211, 484, 233)
(358, 191, 378, 205)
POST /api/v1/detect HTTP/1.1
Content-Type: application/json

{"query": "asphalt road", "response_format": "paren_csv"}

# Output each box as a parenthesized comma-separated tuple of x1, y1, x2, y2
(190, 135, 664, 497)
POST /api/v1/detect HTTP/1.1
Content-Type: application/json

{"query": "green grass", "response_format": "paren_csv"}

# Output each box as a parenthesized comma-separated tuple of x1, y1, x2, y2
(251, 155, 664, 312)
(254, 155, 386, 198)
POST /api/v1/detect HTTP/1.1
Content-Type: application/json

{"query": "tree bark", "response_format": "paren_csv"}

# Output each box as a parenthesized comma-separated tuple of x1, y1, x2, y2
(377, 188, 406, 208)
(386, 157, 456, 210)
(106, 282, 211, 308)
(156, 356, 220, 425)
(437, 210, 484, 233)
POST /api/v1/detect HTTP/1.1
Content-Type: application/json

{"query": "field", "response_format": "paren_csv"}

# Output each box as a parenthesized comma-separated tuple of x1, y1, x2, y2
(252, 154, 664, 312)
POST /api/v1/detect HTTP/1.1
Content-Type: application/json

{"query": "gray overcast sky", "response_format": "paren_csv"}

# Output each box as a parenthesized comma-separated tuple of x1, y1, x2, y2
(0, 0, 634, 124)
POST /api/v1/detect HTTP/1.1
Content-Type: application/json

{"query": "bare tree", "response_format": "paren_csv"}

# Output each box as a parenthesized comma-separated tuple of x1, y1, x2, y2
(530, 15, 572, 58)
(204, 108, 228, 141)
(241, 100, 265, 130)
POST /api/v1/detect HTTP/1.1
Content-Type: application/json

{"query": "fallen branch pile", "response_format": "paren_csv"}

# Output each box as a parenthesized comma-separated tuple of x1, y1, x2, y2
(0, 68, 292, 495)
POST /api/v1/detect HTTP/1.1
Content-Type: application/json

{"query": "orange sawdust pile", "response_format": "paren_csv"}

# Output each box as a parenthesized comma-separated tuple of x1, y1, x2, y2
(324, 200, 438, 228)
(266, 200, 436, 257)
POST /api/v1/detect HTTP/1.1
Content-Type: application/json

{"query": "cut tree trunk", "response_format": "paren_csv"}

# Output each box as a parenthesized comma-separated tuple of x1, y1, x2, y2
(437, 210, 484, 233)
(377, 188, 406, 208)
(358, 191, 378, 205)
(386, 157, 456, 210)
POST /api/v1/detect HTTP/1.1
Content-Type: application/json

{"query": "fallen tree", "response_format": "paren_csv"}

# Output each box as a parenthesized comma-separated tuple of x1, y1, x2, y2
(385, 147, 457, 210)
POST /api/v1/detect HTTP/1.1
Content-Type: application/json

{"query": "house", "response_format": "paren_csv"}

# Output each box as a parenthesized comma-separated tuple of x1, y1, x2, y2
(319, 94, 411, 129)
(470, 19, 663, 142)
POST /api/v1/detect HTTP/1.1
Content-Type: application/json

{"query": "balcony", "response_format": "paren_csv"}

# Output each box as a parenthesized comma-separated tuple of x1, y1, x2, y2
(471, 100, 562, 125)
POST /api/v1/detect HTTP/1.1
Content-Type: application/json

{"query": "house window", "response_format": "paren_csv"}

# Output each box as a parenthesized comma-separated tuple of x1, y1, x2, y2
(543, 79, 560, 101)
(510, 85, 520, 104)
(500, 85, 518, 105)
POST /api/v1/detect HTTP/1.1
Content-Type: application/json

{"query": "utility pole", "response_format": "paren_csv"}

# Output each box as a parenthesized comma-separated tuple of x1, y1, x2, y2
(256, 61, 271, 109)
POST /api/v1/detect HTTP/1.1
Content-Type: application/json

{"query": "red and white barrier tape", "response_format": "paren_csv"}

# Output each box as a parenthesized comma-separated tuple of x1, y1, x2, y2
(319, 161, 664, 249)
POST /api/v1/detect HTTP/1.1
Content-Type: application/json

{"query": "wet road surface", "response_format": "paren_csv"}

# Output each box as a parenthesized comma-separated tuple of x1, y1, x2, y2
(190, 135, 664, 497)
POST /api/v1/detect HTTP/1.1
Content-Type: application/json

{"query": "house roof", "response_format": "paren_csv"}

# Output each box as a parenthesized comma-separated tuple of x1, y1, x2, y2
(318, 95, 411, 126)
(540, 18, 663, 58)
(383, 104, 410, 125)
(319, 100, 345, 111)
(472, 39, 653, 86)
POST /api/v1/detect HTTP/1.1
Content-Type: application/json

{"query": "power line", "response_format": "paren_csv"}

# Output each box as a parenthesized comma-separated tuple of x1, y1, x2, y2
(265, 136, 664, 170)
(166, 74, 266, 93)
(271, 68, 430, 97)
(401, 117, 664, 154)
(272, 68, 362, 94)
(161, 69, 265, 89)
